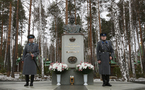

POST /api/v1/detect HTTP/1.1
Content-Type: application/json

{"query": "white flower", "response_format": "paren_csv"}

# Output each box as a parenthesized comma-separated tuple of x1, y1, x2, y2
(49, 62, 69, 72)
(76, 62, 94, 71)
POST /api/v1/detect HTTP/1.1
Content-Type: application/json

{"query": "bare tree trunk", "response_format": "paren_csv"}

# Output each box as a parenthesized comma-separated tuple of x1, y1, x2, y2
(94, 5, 99, 72)
(20, 28, 23, 72)
(6, 2, 12, 77)
(134, 33, 137, 65)
(10, 4, 14, 76)
(95, 0, 100, 71)
(111, 0, 127, 81)
(74, 0, 76, 24)
(136, 24, 143, 73)
(89, 0, 92, 63)
(98, 0, 101, 33)
(10, 19, 13, 76)
(60, 38, 62, 62)
(33, 21, 34, 34)
(138, 17, 145, 72)
(55, 18, 58, 62)
(32, 0, 35, 34)
(52, 41, 55, 62)
(96, 0, 100, 41)
(4, 31, 8, 68)
(28, 0, 32, 37)
(0, 20, 3, 56)
(87, 0, 90, 62)
(39, 0, 44, 78)
(65, 0, 68, 25)
(128, 36, 131, 69)
(123, 0, 130, 81)
(129, 0, 136, 78)
(21, 28, 23, 45)
(12, 0, 19, 78)
(0, 2, 4, 56)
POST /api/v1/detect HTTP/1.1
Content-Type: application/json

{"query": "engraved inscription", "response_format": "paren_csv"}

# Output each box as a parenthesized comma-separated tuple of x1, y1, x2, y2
(66, 51, 79, 53)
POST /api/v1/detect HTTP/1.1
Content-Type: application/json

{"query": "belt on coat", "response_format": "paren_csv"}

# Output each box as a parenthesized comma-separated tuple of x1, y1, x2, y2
(27, 52, 33, 54)
(100, 51, 110, 53)
(100, 51, 111, 56)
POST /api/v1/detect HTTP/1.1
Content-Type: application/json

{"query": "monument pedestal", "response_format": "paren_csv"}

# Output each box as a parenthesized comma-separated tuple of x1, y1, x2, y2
(52, 69, 94, 85)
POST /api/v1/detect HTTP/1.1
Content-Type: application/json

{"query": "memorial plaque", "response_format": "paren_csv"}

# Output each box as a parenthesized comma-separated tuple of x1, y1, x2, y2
(62, 34, 84, 68)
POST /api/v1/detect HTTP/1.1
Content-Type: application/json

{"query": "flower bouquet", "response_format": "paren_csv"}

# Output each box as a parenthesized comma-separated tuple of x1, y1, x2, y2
(76, 62, 94, 74)
(76, 62, 94, 85)
(49, 62, 69, 74)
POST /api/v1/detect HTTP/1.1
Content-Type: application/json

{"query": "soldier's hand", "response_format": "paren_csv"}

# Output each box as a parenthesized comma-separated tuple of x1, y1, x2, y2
(110, 56, 112, 60)
(98, 60, 101, 64)
(22, 61, 24, 63)
(31, 54, 34, 57)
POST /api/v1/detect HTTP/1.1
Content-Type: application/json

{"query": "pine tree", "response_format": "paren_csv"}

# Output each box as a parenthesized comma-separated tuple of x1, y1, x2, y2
(6, 1, 12, 77)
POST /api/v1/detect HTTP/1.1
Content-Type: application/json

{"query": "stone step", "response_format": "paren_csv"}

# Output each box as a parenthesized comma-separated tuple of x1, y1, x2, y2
(54, 85, 88, 90)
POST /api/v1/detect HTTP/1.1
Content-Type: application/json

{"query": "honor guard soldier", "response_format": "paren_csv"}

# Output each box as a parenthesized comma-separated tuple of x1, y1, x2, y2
(22, 35, 39, 86)
(97, 33, 114, 86)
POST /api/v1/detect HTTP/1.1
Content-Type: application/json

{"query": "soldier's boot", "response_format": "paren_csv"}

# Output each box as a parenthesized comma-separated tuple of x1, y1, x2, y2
(106, 75, 112, 86)
(24, 75, 29, 86)
(30, 75, 34, 86)
(102, 75, 106, 86)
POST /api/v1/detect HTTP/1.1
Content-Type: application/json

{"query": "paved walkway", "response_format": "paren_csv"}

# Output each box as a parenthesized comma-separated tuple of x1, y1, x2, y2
(54, 85, 87, 90)
(0, 81, 145, 90)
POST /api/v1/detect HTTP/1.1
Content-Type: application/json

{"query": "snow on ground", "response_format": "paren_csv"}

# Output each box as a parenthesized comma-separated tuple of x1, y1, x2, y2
(0, 74, 51, 81)
(94, 79, 101, 82)
(94, 79, 119, 82)
(1, 74, 145, 82)
(0, 75, 19, 81)
(134, 78, 145, 82)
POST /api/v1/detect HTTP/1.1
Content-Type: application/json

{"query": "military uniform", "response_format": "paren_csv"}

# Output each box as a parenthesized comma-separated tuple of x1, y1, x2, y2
(22, 35, 39, 86)
(97, 33, 114, 86)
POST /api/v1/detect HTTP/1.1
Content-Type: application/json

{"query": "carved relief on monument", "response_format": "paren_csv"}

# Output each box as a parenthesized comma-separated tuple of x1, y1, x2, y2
(68, 56, 77, 64)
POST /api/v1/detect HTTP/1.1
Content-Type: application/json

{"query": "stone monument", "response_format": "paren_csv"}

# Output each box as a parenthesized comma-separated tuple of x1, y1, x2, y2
(52, 16, 93, 85)
(62, 16, 84, 68)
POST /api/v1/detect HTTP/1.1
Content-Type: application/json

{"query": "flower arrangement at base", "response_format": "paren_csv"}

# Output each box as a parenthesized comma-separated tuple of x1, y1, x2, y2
(76, 62, 94, 74)
(49, 62, 69, 74)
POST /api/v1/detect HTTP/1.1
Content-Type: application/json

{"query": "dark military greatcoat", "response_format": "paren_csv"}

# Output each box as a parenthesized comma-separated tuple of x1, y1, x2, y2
(22, 43, 39, 75)
(97, 40, 114, 75)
